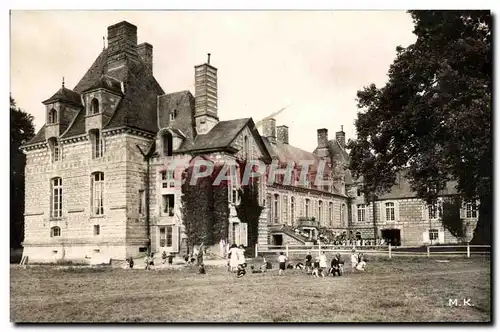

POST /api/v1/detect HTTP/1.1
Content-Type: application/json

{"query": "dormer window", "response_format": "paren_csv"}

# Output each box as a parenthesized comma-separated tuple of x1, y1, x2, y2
(48, 108, 58, 124)
(48, 137, 62, 162)
(91, 98, 99, 115)
(170, 110, 177, 121)
(162, 131, 173, 156)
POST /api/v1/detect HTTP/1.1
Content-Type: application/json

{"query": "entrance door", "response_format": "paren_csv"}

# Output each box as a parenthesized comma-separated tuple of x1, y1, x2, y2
(381, 229, 401, 246)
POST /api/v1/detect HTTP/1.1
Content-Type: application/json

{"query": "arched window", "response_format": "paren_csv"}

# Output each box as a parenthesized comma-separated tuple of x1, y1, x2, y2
(50, 226, 61, 237)
(273, 194, 280, 223)
(50, 177, 63, 218)
(290, 197, 295, 225)
(48, 138, 61, 162)
(170, 109, 177, 121)
(305, 198, 310, 218)
(48, 108, 57, 124)
(162, 131, 173, 156)
(91, 98, 99, 115)
(356, 231, 362, 240)
(90, 129, 104, 159)
(91, 172, 104, 216)
(318, 200, 323, 222)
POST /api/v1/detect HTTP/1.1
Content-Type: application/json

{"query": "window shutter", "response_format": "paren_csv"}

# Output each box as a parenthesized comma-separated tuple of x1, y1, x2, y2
(438, 231, 445, 244)
(422, 202, 429, 221)
(378, 202, 385, 222)
(459, 202, 466, 219)
(422, 231, 429, 244)
(395, 201, 400, 222)
(151, 226, 158, 253)
(240, 223, 248, 247)
(172, 225, 179, 253)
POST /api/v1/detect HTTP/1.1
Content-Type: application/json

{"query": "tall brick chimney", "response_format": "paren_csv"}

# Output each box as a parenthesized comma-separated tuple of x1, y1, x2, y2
(317, 128, 328, 148)
(194, 53, 219, 135)
(137, 42, 153, 76)
(336, 125, 346, 148)
(106, 21, 139, 71)
(276, 125, 289, 144)
(262, 118, 277, 144)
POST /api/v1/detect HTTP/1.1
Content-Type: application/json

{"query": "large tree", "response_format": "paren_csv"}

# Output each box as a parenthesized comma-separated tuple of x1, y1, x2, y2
(10, 96, 35, 248)
(348, 11, 491, 244)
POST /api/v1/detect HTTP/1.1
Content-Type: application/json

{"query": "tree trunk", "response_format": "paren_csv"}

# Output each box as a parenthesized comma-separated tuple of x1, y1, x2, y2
(470, 192, 491, 245)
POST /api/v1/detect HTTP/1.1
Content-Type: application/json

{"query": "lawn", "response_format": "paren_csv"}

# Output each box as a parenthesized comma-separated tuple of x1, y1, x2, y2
(10, 256, 491, 323)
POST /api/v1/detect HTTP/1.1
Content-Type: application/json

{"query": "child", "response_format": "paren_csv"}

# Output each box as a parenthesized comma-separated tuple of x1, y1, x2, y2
(311, 260, 320, 277)
(350, 249, 359, 272)
(198, 264, 206, 274)
(295, 262, 305, 270)
(128, 257, 134, 269)
(318, 251, 328, 277)
(329, 254, 343, 277)
(278, 252, 288, 276)
(356, 258, 367, 271)
(237, 263, 246, 278)
(305, 251, 313, 274)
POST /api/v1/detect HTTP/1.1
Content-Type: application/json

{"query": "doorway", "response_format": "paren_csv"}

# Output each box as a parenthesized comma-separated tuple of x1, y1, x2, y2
(381, 229, 401, 246)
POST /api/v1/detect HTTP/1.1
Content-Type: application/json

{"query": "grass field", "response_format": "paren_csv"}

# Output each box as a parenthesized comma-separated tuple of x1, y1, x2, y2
(10, 256, 491, 323)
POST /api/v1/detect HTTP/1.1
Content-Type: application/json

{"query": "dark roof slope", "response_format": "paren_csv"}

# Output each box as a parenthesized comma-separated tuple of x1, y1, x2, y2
(42, 87, 83, 107)
(177, 118, 250, 153)
(158, 91, 196, 142)
(82, 75, 123, 95)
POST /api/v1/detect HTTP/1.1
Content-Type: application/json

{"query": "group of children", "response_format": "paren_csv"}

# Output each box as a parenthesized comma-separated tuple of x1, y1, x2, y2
(276, 249, 367, 277)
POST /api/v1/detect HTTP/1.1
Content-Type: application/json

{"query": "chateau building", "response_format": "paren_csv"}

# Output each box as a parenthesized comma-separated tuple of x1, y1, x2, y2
(21, 21, 477, 262)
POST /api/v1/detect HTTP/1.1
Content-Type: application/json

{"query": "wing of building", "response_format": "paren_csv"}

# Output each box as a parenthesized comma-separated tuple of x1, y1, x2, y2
(21, 21, 478, 263)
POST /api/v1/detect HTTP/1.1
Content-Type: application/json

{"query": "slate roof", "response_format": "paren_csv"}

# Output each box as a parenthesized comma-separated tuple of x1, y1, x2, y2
(376, 171, 459, 200)
(82, 75, 123, 95)
(42, 86, 83, 107)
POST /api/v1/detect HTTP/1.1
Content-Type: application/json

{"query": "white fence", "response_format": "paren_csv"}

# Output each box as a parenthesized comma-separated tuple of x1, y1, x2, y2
(255, 243, 491, 259)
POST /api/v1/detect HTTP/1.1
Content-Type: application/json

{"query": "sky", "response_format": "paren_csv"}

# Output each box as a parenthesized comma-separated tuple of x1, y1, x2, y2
(10, 10, 417, 152)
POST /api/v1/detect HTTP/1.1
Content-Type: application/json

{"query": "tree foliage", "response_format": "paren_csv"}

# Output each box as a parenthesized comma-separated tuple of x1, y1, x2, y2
(10, 96, 35, 248)
(441, 196, 465, 241)
(181, 159, 230, 251)
(347, 11, 491, 244)
(235, 160, 263, 253)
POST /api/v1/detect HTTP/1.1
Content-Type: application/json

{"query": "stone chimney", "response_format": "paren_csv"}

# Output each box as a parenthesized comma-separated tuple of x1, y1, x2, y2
(276, 125, 289, 144)
(137, 42, 153, 76)
(317, 128, 328, 148)
(262, 118, 277, 144)
(107, 21, 139, 71)
(336, 125, 346, 148)
(194, 53, 219, 134)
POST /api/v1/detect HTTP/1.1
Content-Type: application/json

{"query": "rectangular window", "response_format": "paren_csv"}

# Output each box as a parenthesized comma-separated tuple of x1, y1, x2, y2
(93, 225, 100, 236)
(138, 190, 145, 216)
(162, 194, 175, 216)
(466, 203, 478, 218)
(290, 197, 295, 225)
(385, 202, 395, 221)
(50, 226, 61, 237)
(161, 170, 175, 188)
(92, 130, 104, 159)
(166, 225, 173, 247)
(329, 202, 333, 225)
(92, 172, 104, 216)
(429, 229, 439, 241)
(282, 195, 288, 224)
(357, 204, 366, 222)
(357, 188, 361, 197)
(160, 227, 166, 247)
(305, 199, 310, 218)
(51, 178, 63, 218)
(318, 201, 322, 222)
(428, 200, 443, 220)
